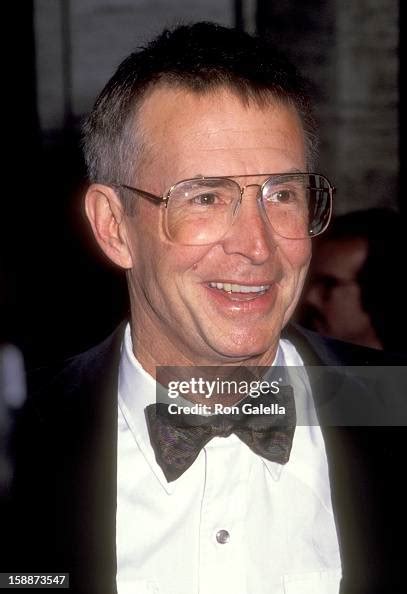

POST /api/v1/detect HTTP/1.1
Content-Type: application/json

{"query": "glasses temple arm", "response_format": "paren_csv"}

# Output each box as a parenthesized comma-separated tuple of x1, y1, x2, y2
(115, 183, 167, 205)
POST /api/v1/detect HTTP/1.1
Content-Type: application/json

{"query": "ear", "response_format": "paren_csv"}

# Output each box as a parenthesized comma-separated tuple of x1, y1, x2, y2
(84, 184, 134, 269)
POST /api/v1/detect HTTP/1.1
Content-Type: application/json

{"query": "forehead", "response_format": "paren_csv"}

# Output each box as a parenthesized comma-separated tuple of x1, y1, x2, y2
(135, 85, 306, 185)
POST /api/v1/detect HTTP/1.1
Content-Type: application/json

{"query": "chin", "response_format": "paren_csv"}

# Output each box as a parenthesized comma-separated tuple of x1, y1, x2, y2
(209, 333, 276, 363)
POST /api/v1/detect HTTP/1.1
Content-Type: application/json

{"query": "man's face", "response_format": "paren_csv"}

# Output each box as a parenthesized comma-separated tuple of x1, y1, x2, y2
(123, 86, 311, 367)
(300, 237, 378, 346)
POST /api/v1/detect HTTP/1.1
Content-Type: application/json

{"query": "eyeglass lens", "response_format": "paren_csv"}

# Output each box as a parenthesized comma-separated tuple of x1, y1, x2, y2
(165, 174, 331, 245)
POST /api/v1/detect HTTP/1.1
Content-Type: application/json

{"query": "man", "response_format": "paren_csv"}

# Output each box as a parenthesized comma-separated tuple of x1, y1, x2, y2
(8, 23, 406, 594)
(298, 209, 406, 351)
(299, 222, 382, 349)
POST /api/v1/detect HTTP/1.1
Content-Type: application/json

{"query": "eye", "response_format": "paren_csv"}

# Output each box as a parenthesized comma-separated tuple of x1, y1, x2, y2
(191, 193, 219, 206)
(268, 189, 295, 203)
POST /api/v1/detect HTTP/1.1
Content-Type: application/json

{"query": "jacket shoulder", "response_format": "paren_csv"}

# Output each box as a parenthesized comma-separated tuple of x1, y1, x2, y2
(25, 323, 126, 420)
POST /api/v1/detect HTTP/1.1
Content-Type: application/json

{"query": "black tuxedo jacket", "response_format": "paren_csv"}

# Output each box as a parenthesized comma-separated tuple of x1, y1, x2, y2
(6, 324, 407, 594)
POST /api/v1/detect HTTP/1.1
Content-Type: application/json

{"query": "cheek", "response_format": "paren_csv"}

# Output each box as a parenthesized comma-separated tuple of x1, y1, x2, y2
(294, 238, 312, 265)
(338, 286, 363, 313)
(279, 240, 311, 321)
(281, 239, 312, 282)
(137, 234, 213, 291)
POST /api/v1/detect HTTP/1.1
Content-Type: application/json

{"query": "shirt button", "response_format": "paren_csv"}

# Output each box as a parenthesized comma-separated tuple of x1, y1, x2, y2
(216, 529, 230, 544)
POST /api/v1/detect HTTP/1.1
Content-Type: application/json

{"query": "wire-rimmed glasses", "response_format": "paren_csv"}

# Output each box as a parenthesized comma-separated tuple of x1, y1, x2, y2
(112, 172, 334, 245)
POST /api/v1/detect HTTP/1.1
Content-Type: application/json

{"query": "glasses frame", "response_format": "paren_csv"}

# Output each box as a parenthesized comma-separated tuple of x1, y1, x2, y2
(111, 172, 335, 241)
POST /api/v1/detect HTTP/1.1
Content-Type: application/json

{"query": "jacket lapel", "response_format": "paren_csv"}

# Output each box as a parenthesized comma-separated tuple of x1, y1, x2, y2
(66, 325, 123, 593)
(14, 324, 125, 593)
(284, 324, 402, 590)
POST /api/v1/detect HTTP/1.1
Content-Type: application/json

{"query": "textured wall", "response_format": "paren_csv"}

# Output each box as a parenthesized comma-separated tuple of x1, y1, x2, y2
(35, 0, 233, 131)
(333, 0, 399, 213)
(257, 0, 399, 213)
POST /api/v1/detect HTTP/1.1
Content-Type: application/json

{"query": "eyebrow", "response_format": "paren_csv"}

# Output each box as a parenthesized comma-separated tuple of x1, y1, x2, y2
(191, 167, 305, 179)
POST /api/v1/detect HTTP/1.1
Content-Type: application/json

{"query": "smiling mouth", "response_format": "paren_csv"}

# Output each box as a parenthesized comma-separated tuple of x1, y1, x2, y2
(208, 282, 271, 299)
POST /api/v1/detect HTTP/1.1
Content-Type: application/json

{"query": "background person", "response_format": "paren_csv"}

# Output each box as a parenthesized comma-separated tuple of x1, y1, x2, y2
(298, 208, 406, 351)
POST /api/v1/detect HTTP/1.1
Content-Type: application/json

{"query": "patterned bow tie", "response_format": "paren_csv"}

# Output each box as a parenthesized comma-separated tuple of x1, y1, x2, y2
(145, 386, 296, 482)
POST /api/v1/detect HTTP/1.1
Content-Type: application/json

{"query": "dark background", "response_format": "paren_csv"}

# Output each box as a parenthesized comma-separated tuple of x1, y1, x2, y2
(2, 0, 404, 368)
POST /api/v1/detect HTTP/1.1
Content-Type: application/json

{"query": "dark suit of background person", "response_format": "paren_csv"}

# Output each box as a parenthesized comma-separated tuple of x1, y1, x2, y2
(5, 22, 407, 594)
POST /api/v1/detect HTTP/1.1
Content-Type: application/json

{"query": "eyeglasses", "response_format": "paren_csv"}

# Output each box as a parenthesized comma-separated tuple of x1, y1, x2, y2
(113, 173, 334, 245)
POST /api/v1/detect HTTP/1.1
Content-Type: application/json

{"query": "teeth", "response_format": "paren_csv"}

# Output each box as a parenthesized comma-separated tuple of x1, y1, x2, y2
(209, 282, 270, 293)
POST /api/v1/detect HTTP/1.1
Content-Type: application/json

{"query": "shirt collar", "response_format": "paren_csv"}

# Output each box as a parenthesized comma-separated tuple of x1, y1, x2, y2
(274, 339, 334, 511)
(118, 324, 176, 494)
(118, 323, 325, 493)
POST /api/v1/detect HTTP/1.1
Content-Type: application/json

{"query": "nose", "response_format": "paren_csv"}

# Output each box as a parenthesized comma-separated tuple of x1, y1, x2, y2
(220, 184, 276, 263)
(303, 282, 324, 308)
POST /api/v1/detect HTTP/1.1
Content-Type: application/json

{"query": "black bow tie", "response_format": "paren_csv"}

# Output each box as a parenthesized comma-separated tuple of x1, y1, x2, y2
(145, 386, 296, 482)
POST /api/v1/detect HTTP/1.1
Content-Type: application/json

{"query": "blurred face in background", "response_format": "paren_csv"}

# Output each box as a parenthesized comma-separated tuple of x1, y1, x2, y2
(299, 236, 382, 349)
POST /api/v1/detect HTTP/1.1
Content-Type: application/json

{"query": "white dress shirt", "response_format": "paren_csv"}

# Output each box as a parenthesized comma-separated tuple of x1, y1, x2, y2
(116, 324, 342, 594)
